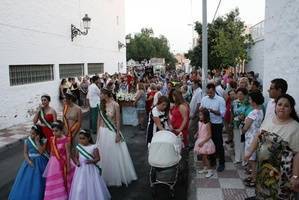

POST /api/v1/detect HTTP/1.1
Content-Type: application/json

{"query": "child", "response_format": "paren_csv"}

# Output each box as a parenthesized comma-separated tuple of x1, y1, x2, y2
(69, 130, 111, 200)
(194, 108, 216, 178)
(9, 125, 48, 200)
(43, 120, 75, 200)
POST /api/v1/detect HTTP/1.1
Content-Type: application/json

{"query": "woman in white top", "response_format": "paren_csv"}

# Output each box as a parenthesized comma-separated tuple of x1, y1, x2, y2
(241, 91, 264, 187)
(146, 96, 170, 144)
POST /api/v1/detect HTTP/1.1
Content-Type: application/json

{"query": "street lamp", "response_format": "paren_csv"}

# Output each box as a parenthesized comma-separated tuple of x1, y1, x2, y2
(71, 14, 91, 41)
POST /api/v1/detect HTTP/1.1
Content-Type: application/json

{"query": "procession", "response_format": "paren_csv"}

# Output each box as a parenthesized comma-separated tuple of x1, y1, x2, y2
(1, 0, 299, 200)
(4, 66, 299, 200)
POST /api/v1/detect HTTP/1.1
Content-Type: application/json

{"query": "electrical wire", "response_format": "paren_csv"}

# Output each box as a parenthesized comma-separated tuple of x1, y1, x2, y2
(212, 0, 222, 22)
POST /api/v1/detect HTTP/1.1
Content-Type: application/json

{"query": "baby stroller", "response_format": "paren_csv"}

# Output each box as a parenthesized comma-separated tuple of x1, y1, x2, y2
(148, 130, 183, 200)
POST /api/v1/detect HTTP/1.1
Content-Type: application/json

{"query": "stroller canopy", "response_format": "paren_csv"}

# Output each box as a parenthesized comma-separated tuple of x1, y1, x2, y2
(148, 130, 182, 168)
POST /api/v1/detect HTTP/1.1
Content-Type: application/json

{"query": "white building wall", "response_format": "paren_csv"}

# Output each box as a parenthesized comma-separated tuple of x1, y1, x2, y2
(0, 0, 126, 129)
(263, 0, 299, 107)
(247, 39, 265, 80)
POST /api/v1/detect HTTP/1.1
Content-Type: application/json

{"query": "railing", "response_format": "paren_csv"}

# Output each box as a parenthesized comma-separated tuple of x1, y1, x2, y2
(249, 20, 264, 42)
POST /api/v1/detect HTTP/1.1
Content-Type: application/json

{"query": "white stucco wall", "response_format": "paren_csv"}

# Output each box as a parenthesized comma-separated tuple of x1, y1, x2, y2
(247, 39, 265, 80)
(0, 0, 126, 128)
(263, 0, 299, 107)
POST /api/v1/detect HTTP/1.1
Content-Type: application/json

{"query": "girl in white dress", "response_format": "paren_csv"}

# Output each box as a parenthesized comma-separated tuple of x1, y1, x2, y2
(69, 130, 111, 200)
(96, 88, 137, 186)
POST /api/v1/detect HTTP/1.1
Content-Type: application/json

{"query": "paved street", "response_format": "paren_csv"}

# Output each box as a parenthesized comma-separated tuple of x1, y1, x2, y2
(0, 113, 188, 200)
(188, 140, 256, 200)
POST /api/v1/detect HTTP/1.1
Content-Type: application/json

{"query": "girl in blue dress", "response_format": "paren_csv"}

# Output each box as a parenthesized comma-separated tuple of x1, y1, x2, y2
(9, 125, 49, 200)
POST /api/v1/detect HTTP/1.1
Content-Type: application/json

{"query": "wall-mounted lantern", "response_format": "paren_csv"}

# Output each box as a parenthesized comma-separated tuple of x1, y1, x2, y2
(71, 14, 91, 41)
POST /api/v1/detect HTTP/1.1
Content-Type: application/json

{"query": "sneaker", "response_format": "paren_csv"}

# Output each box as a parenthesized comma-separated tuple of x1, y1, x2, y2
(198, 167, 208, 174)
(217, 165, 225, 172)
(205, 170, 214, 178)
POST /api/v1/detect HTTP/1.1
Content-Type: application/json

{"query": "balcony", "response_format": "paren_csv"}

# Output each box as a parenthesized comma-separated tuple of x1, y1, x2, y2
(250, 20, 264, 42)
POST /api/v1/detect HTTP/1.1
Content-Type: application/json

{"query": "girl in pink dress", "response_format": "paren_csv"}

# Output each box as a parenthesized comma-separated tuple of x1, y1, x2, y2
(43, 120, 75, 200)
(194, 108, 216, 178)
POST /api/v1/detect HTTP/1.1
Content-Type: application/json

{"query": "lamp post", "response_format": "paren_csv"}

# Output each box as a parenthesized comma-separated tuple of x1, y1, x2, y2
(202, 0, 208, 94)
(71, 14, 91, 41)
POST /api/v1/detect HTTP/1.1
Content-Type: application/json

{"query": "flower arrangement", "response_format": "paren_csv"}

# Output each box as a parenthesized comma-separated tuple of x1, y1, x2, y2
(116, 92, 135, 102)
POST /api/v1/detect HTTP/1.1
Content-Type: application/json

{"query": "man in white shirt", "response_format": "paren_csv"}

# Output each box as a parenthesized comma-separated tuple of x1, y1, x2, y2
(188, 80, 202, 147)
(215, 80, 225, 98)
(264, 78, 288, 121)
(87, 76, 101, 134)
(200, 83, 226, 172)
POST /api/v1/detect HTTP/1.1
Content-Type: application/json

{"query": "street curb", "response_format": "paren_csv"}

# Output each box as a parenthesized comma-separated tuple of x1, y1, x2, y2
(0, 110, 90, 153)
(0, 137, 27, 154)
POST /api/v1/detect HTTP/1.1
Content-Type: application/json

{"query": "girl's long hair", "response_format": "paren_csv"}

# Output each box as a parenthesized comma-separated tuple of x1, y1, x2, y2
(100, 88, 113, 114)
(199, 108, 210, 124)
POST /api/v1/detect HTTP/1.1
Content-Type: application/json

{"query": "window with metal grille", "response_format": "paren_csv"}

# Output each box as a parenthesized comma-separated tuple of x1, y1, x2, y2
(9, 65, 54, 86)
(88, 63, 104, 75)
(59, 64, 84, 79)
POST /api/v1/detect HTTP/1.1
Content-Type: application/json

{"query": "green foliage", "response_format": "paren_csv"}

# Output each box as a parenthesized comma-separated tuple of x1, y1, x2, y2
(126, 28, 176, 69)
(185, 8, 253, 70)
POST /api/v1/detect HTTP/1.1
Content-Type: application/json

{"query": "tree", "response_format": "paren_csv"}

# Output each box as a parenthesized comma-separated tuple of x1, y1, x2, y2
(185, 8, 253, 70)
(126, 28, 176, 68)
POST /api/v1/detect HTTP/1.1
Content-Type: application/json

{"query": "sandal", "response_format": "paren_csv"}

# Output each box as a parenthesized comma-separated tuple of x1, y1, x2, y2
(244, 180, 256, 187)
(245, 169, 252, 175)
(225, 140, 233, 144)
(243, 177, 252, 183)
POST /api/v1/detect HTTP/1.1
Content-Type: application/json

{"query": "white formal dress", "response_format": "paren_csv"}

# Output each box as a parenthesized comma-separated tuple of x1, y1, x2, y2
(96, 102, 137, 186)
(69, 144, 111, 200)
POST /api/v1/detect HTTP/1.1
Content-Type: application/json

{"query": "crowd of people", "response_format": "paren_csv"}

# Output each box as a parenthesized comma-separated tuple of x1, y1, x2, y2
(7, 67, 299, 200)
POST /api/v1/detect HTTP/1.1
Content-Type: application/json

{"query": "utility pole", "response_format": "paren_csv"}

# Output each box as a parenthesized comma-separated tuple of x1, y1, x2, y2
(202, 0, 208, 94)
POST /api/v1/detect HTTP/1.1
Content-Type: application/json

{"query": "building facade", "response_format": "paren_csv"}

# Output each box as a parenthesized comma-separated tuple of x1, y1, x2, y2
(0, 0, 126, 129)
(247, 21, 265, 80)
(247, 0, 299, 108)
(263, 0, 299, 104)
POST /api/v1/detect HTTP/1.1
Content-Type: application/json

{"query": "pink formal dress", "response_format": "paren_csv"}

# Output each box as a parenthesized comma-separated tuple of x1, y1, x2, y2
(43, 136, 75, 200)
(194, 121, 216, 155)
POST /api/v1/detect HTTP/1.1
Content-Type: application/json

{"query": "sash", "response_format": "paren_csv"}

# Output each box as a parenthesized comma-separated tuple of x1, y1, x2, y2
(76, 144, 102, 175)
(98, 105, 125, 141)
(51, 137, 68, 192)
(63, 105, 80, 139)
(28, 137, 49, 159)
(39, 109, 52, 129)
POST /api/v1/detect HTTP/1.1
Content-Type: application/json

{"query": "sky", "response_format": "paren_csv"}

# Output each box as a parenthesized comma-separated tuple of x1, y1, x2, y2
(125, 0, 265, 53)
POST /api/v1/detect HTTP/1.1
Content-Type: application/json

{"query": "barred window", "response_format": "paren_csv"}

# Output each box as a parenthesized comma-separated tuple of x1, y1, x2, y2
(88, 63, 104, 75)
(9, 65, 54, 86)
(59, 64, 84, 79)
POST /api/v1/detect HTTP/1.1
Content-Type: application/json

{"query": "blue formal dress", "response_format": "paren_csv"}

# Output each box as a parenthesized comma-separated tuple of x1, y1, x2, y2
(9, 138, 48, 200)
